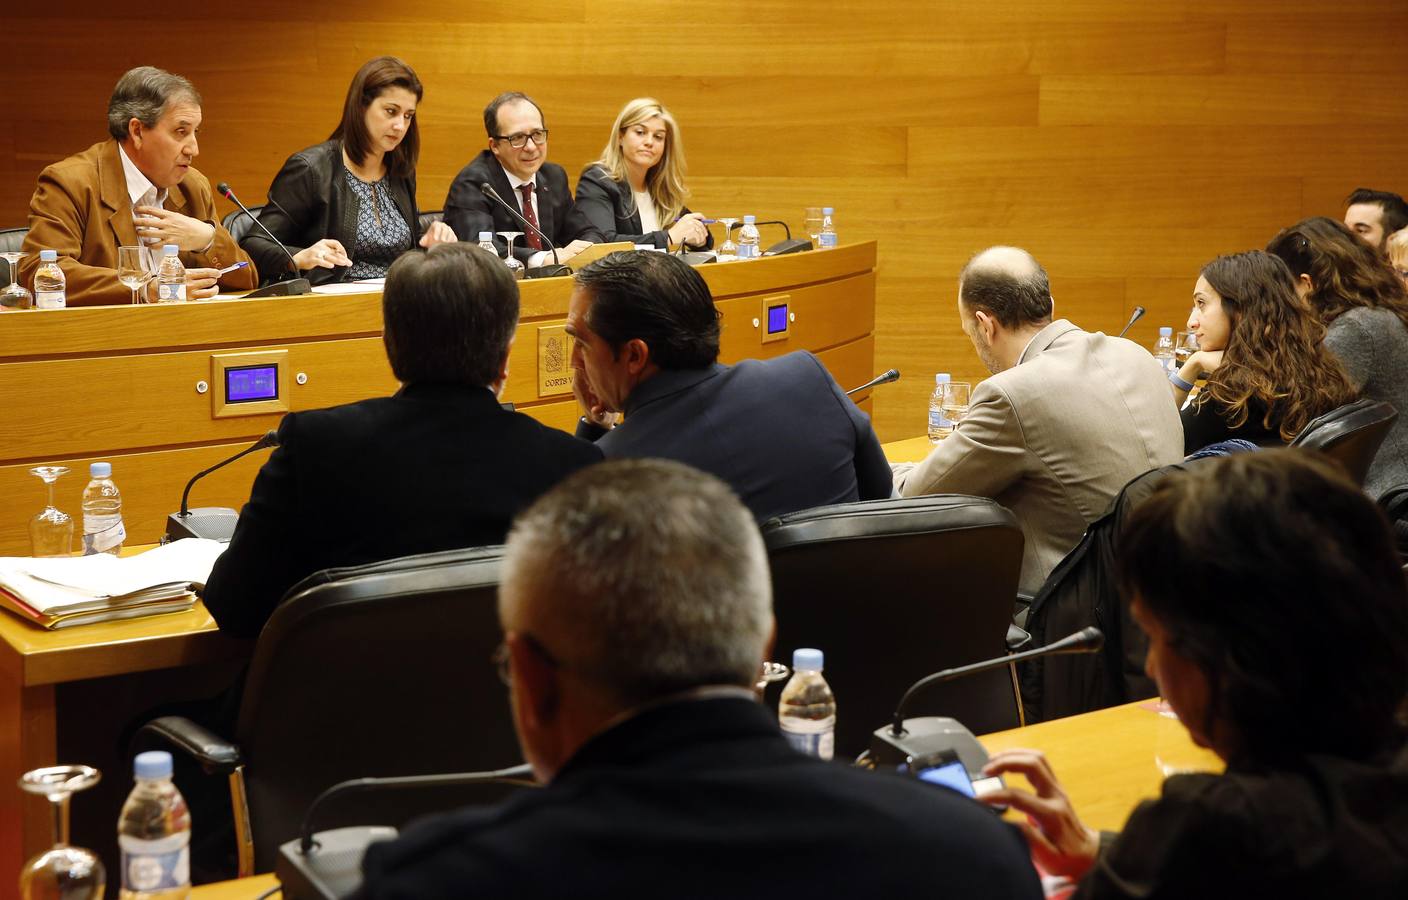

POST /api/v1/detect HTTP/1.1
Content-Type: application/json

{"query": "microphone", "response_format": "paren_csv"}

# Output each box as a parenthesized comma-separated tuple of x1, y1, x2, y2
(846, 368, 900, 397)
(865, 628, 1104, 773)
(216, 182, 313, 298)
(164, 430, 279, 543)
(1117, 306, 1146, 338)
(752, 219, 813, 256)
(478, 182, 569, 279)
(276, 763, 534, 900)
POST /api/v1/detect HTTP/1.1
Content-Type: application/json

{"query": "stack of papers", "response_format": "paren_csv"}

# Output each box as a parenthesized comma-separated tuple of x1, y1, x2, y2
(0, 539, 226, 629)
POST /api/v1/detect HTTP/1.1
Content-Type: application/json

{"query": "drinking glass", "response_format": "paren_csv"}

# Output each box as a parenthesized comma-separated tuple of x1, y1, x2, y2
(716, 218, 740, 257)
(497, 232, 525, 280)
(1174, 331, 1199, 365)
(755, 661, 790, 702)
(117, 245, 149, 305)
(29, 466, 74, 557)
(940, 381, 972, 430)
(1, 250, 32, 311)
(803, 207, 823, 246)
(18, 765, 105, 900)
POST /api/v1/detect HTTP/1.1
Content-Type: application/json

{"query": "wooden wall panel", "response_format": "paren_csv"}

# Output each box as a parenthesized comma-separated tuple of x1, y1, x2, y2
(5, 4, 1407, 443)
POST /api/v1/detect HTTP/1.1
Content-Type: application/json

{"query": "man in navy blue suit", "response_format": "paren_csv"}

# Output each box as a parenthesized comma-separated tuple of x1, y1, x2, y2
(566, 251, 892, 522)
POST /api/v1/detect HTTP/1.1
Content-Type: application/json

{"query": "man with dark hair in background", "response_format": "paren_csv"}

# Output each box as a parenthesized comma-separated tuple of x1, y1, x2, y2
(360, 458, 1043, 899)
(20, 65, 257, 305)
(567, 251, 892, 522)
(442, 91, 604, 269)
(894, 246, 1182, 595)
(1344, 187, 1408, 253)
(203, 243, 601, 639)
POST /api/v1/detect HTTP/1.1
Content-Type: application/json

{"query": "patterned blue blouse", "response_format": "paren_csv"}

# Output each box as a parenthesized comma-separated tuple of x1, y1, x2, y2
(343, 167, 411, 279)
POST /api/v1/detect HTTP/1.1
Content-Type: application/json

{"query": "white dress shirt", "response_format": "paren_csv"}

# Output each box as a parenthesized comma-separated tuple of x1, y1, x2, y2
(119, 144, 168, 269)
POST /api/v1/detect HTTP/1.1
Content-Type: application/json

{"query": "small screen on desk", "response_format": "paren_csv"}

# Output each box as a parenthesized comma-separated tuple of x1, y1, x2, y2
(226, 365, 279, 403)
(767, 304, 789, 334)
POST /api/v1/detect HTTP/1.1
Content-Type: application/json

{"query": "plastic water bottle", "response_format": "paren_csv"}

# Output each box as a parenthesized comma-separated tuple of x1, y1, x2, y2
(779, 648, 836, 760)
(477, 231, 498, 256)
(818, 207, 838, 249)
(928, 373, 953, 442)
(1153, 326, 1176, 376)
(82, 461, 125, 556)
(736, 215, 761, 259)
(34, 250, 66, 309)
(117, 751, 191, 900)
(156, 244, 186, 303)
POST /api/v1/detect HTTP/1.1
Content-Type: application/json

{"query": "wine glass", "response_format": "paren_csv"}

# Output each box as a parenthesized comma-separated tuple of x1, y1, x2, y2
(716, 218, 740, 257)
(1, 250, 32, 311)
(496, 231, 525, 280)
(1174, 331, 1199, 364)
(30, 466, 74, 557)
(803, 207, 824, 247)
(117, 245, 150, 305)
(755, 660, 790, 702)
(18, 765, 106, 900)
(940, 381, 972, 430)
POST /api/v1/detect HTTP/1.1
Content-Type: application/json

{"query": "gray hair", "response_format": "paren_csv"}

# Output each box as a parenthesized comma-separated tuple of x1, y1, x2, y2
(107, 67, 202, 141)
(502, 459, 773, 707)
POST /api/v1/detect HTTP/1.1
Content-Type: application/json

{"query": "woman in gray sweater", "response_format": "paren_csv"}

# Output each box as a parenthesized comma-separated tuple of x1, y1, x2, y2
(1268, 216, 1408, 499)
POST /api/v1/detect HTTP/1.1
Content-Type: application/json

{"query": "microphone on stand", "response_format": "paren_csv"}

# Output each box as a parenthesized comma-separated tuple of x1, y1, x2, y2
(1117, 306, 1146, 338)
(164, 431, 279, 543)
(217, 183, 313, 298)
(866, 627, 1104, 774)
(846, 368, 901, 398)
(478, 183, 569, 279)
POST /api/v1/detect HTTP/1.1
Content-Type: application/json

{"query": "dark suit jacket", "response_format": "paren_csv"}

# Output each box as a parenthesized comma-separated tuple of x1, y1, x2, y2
(202, 383, 602, 639)
(577, 351, 893, 522)
(442, 150, 603, 264)
(240, 139, 421, 287)
(574, 164, 713, 250)
(20, 139, 256, 305)
(359, 696, 1043, 900)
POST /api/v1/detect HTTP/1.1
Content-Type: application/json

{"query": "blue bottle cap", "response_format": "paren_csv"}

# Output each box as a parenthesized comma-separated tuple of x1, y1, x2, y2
(935, 373, 950, 385)
(792, 648, 823, 671)
(743, 215, 756, 224)
(90, 462, 112, 479)
(1159, 326, 1172, 336)
(134, 750, 173, 779)
(39, 249, 57, 261)
(163, 244, 179, 255)
(822, 207, 834, 215)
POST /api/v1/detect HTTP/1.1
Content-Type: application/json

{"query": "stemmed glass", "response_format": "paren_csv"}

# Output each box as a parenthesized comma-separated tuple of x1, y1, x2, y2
(496, 232, 525, 280)
(716, 218, 740, 257)
(1, 250, 33, 310)
(18, 765, 106, 900)
(940, 381, 972, 431)
(804, 207, 824, 246)
(29, 466, 74, 557)
(755, 661, 790, 701)
(118, 245, 150, 305)
(1174, 331, 1199, 365)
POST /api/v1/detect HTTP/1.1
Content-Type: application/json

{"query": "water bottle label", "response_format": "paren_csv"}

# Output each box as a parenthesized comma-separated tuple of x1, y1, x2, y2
(737, 244, 757, 259)
(158, 281, 186, 302)
(928, 407, 953, 430)
(120, 833, 190, 892)
(83, 519, 125, 554)
(35, 291, 65, 309)
(819, 232, 838, 249)
(782, 727, 835, 760)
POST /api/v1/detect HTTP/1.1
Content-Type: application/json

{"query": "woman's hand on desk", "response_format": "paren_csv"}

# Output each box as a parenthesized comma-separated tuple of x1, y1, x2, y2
(419, 221, 457, 248)
(293, 239, 351, 271)
(669, 213, 709, 248)
(978, 748, 1100, 881)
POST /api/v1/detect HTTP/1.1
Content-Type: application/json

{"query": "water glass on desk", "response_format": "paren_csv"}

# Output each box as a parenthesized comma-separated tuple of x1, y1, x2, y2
(30, 465, 74, 557)
(804, 207, 823, 246)
(118, 245, 150, 305)
(940, 381, 971, 430)
(1174, 331, 1199, 365)
(1, 250, 32, 310)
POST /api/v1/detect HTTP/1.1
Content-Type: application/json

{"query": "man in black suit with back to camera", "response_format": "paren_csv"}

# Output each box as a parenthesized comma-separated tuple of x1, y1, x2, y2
(443, 92, 604, 270)
(358, 458, 1043, 899)
(567, 250, 893, 522)
(202, 243, 602, 639)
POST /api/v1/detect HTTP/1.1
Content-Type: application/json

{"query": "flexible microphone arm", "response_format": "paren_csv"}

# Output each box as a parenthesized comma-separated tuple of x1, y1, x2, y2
(750, 219, 793, 240)
(178, 430, 279, 518)
(478, 182, 565, 273)
(889, 627, 1104, 736)
(846, 368, 901, 397)
(298, 763, 536, 854)
(217, 183, 301, 278)
(1118, 306, 1147, 338)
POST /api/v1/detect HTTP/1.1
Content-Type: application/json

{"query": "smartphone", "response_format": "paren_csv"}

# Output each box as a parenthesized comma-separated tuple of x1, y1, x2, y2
(902, 749, 1005, 802)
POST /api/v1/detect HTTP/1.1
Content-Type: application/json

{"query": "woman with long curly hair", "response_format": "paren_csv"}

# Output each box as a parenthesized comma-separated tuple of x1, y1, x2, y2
(1170, 250, 1355, 455)
(1267, 217, 1408, 497)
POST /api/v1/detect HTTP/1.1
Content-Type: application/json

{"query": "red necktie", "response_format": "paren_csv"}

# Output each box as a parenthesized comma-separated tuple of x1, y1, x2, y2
(518, 183, 543, 250)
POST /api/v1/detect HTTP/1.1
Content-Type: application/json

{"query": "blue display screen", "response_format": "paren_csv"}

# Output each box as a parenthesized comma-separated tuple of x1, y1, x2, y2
(226, 365, 279, 403)
(917, 760, 975, 797)
(767, 303, 789, 334)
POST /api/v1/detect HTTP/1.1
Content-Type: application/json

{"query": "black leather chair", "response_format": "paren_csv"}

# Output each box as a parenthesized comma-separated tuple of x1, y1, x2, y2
(0, 227, 27, 284)
(221, 205, 264, 245)
(137, 545, 521, 875)
(1289, 398, 1398, 486)
(762, 496, 1025, 760)
(418, 209, 444, 234)
(1381, 484, 1408, 567)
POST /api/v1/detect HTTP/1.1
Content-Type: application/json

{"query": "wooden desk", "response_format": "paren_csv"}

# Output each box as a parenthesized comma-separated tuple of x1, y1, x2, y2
(881, 434, 934, 465)
(187, 700, 1220, 897)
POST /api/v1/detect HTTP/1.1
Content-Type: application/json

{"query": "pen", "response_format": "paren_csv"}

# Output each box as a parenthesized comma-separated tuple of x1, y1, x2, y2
(217, 261, 250, 275)
(673, 217, 717, 225)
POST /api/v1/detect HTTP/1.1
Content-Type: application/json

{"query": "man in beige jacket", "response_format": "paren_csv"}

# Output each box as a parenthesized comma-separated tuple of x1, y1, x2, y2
(893, 246, 1183, 595)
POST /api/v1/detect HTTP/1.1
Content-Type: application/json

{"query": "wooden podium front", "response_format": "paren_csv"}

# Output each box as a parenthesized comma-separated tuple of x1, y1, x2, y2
(0, 242, 877, 556)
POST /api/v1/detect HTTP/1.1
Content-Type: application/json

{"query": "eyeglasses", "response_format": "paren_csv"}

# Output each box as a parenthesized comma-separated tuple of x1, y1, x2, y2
(494, 129, 548, 149)
(491, 633, 561, 685)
